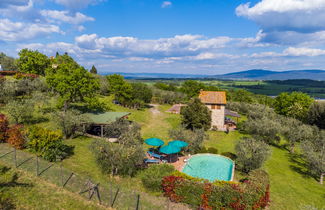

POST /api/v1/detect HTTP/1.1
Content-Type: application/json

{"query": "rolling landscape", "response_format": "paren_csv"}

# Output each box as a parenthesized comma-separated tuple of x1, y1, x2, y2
(1, 0, 325, 210)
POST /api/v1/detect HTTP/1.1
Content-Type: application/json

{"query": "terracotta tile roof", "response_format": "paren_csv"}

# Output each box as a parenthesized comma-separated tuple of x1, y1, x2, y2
(199, 91, 227, 104)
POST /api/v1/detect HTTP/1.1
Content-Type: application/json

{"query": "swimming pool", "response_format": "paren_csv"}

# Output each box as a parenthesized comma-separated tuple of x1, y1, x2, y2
(182, 154, 234, 182)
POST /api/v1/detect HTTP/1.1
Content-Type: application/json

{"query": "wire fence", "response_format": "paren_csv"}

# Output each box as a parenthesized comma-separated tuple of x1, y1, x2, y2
(0, 143, 188, 210)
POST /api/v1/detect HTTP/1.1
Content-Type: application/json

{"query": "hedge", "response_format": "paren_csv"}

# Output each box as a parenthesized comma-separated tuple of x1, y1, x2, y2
(162, 169, 270, 209)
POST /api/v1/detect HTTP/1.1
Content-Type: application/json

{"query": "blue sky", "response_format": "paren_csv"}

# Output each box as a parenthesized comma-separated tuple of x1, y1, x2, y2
(1, 0, 325, 74)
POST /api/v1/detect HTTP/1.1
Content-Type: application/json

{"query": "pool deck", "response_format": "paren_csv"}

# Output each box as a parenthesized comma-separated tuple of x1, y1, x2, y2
(169, 155, 189, 171)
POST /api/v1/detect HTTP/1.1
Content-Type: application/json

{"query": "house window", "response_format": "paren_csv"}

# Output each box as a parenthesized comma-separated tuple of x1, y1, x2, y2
(211, 105, 221, 110)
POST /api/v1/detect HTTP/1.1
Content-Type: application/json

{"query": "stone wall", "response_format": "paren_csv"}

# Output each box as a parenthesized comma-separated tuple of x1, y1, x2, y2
(206, 104, 225, 130)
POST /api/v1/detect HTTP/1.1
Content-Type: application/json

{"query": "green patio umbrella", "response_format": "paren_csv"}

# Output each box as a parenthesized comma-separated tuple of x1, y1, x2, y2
(145, 138, 164, 147)
(169, 140, 189, 148)
(159, 144, 181, 154)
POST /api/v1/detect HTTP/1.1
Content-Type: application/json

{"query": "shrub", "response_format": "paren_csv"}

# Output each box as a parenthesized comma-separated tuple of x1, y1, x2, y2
(0, 114, 9, 142)
(235, 138, 271, 173)
(139, 164, 175, 192)
(27, 126, 72, 161)
(162, 169, 270, 209)
(7, 125, 25, 149)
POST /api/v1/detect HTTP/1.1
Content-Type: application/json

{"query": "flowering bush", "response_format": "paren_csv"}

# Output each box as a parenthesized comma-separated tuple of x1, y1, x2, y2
(13, 72, 38, 80)
(7, 125, 25, 149)
(162, 169, 270, 209)
(0, 114, 9, 142)
(27, 126, 73, 161)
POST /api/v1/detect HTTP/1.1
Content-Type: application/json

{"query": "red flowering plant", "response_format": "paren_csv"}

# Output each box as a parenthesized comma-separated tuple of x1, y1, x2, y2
(162, 176, 184, 202)
(7, 124, 26, 149)
(0, 114, 9, 142)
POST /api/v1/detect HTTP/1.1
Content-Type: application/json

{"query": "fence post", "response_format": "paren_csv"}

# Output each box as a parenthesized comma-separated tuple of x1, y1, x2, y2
(110, 182, 113, 206)
(36, 156, 39, 176)
(135, 194, 140, 210)
(60, 162, 63, 186)
(13, 148, 17, 168)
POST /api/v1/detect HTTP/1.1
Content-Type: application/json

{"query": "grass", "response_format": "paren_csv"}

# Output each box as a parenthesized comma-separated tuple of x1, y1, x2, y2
(0, 164, 107, 210)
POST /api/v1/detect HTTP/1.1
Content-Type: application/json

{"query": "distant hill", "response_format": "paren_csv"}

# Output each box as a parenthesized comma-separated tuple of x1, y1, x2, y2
(103, 72, 208, 79)
(216, 69, 325, 80)
(103, 69, 325, 80)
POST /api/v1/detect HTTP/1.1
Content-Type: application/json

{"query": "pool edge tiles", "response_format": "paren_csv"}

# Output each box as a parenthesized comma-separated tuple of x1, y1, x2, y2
(181, 153, 235, 182)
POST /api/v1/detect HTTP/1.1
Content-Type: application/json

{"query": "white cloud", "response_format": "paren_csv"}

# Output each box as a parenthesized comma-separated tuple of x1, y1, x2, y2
(74, 34, 232, 57)
(283, 47, 325, 56)
(0, 18, 62, 42)
(236, 0, 325, 33)
(40, 10, 95, 24)
(161, 1, 172, 8)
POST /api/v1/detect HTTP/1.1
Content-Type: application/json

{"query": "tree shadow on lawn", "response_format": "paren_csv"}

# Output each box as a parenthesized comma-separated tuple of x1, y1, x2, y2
(0, 167, 33, 188)
(287, 152, 317, 181)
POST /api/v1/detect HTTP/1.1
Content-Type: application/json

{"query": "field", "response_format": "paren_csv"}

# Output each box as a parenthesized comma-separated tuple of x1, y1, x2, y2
(138, 79, 325, 98)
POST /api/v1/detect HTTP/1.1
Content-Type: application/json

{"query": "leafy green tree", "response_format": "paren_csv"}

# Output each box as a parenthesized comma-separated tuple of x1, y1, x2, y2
(181, 98, 211, 130)
(139, 164, 175, 192)
(130, 83, 152, 104)
(90, 65, 97, 74)
(90, 140, 144, 176)
(227, 89, 254, 103)
(180, 80, 205, 98)
(301, 130, 325, 184)
(152, 89, 186, 104)
(169, 127, 207, 153)
(15, 49, 49, 75)
(154, 82, 178, 91)
(0, 52, 16, 71)
(46, 54, 100, 111)
(307, 102, 325, 129)
(107, 74, 133, 103)
(274, 92, 314, 120)
(235, 138, 271, 173)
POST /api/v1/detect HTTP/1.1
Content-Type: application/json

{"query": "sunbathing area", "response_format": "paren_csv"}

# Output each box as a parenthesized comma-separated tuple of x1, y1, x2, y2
(144, 137, 235, 181)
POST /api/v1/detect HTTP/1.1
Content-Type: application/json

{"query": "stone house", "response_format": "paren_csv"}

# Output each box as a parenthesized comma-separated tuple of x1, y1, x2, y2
(199, 91, 227, 130)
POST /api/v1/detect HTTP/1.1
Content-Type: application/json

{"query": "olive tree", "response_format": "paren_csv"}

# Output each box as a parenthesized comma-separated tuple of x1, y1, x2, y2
(281, 118, 315, 153)
(90, 140, 144, 176)
(5, 99, 34, 124)
(301, 131, 325, 184)
(241, 117, 281, 144)
(235, 138, 271, 173)
(169, 127, 207, 153)
(52, 110, 90, 139)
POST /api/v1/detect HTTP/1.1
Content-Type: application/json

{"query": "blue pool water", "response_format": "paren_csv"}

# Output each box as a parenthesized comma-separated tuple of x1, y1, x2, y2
(182, 154, 234, 182)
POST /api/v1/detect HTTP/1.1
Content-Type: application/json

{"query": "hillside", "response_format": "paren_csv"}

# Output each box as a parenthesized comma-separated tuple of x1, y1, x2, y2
(216, 69, 325, 80)
(103, 70, 325, 80)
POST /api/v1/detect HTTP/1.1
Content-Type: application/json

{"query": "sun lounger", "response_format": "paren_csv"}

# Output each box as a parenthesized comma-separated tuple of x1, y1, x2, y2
(144, 158, 160, 164)
(147, 151, 163, 159)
